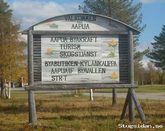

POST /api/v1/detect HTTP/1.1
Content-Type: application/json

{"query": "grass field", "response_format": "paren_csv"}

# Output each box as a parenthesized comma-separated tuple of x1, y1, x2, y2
(95, 85, 165, 93)
(0, 90, 164, 131)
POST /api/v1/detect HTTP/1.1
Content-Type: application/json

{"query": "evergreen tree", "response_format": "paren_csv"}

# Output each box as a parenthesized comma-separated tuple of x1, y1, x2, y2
(79, 0, 144, 32)
(148, 25, 165, 70)
(0, 0, 26, 85)
(147, 25, 165, 83)
(79, 0, 147, 83)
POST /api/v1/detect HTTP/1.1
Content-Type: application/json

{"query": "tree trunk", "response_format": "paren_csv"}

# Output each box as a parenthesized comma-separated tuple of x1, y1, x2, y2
(159, 72, 164, 84)
(90, 89, 94, 101)
(7, 81, 11, 99)
(21, 77, 24, 87)
(0, 79, 4, 97)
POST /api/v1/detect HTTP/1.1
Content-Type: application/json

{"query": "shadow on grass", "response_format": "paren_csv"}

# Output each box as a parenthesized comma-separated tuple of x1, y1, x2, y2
(0, 104, 28, 114)
(39, 114, 119, 121)
(145, 113, 165, 118)
(37, 105, 115, 113)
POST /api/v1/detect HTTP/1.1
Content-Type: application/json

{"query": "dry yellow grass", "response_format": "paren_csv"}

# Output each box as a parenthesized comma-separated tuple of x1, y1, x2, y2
(0, 91, 164, 131)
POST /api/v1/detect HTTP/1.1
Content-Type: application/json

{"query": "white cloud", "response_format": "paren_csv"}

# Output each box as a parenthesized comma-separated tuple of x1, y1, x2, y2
(142, 56, 150, 68)
(137, 41, 151, 52)
(10, 0, 80, 30)
(140, 0, 165, 4)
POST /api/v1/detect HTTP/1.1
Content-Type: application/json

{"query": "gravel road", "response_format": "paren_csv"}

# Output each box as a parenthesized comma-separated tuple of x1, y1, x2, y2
(84, 92, 165, 100)
(3, 88, 165, 100)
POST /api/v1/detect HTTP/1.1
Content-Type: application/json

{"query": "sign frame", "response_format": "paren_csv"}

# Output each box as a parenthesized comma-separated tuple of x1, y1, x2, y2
(24, 13, 146, 124)
(24, 13, 140, 90)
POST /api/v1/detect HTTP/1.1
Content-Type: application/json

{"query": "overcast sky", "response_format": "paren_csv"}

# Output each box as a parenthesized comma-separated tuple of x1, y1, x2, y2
(7, 0, 165, 65)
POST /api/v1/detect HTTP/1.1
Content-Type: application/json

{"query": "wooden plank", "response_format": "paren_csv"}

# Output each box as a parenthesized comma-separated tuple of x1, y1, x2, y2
(28, 90, 37, 124)
(32, 31, 128, 35)
(129, 31, 134, 85)
(25, 83, 137, 91)
(128, 88, 134, 122)
(127, 31, 135, 121)
(28, 29, 37, 124)
(131, 89, 146, 122)
(28, 29, 34, 84)
(120, 89, 129, 120)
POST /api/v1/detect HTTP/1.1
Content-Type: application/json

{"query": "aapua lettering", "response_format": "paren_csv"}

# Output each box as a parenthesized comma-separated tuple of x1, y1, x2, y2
(71, 24, 90, 30)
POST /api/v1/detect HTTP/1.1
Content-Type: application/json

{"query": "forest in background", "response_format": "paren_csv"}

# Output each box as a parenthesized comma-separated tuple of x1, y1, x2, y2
(0, 0, 165, 86)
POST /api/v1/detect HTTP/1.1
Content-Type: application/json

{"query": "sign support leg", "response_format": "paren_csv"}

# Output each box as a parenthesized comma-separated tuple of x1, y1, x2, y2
(112, 88, 117, 106)
(28, 90, 37, 124)
(128, 88, 134, 122)
(120, 88, 145, 122)
(130, 89, 146, 122)
(120, 89, 129, 119)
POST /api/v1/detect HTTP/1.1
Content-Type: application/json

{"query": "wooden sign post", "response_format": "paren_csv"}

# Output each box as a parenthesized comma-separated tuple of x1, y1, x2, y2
(23, 13, 145, 124)
(120, 31, 145, 122)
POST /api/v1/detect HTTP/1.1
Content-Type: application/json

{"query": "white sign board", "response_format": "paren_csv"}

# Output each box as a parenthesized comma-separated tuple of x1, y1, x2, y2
(34, 14, 127, 32)
(41, 34, 119, 84)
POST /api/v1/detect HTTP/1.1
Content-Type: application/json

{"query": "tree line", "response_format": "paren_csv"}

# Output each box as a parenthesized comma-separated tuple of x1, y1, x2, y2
(0, 0, 27, 98)
(0, 0, 165, 90)
(136, 25, 165, 85)
(80, 0, 165, 85)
